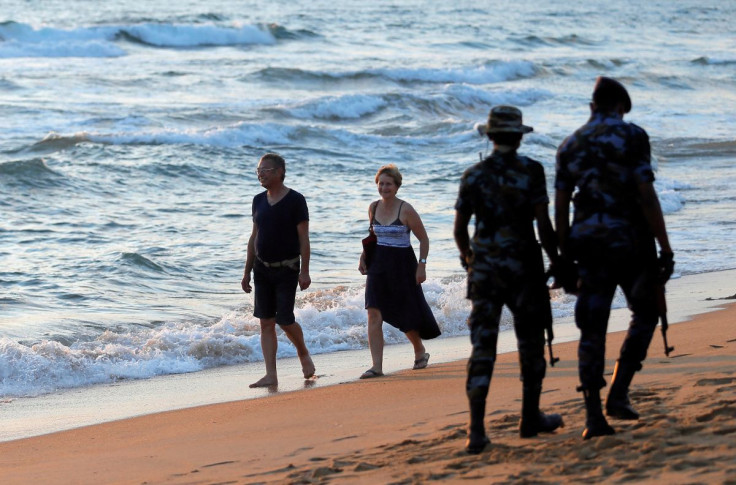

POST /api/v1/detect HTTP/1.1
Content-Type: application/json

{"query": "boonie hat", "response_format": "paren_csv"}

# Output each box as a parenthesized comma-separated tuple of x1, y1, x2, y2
(592, 76, 632, 113)
(479, 105, 533, 135)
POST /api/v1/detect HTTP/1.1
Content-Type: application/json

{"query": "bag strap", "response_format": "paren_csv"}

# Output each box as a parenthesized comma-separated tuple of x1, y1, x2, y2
(369, 200, 379, 229)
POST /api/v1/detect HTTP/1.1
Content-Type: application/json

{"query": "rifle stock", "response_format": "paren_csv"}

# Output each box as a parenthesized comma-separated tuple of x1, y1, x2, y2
(657, 284, 675, 356)
(545, 320, 559, 367)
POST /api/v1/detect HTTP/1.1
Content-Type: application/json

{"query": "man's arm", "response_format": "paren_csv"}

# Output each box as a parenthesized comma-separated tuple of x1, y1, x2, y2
(638, 182, 672, 254)
(296, 220, 311, 290)
(554, 189, 573, 257)
(241, 222, 258, 293)
(453, 210, 472, 268)
(534, 203, 559, 264)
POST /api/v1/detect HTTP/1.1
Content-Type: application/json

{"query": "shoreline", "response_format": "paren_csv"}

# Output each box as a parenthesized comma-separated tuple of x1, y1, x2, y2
(1, 268, 734, 444)
(0, 289, 734, 483)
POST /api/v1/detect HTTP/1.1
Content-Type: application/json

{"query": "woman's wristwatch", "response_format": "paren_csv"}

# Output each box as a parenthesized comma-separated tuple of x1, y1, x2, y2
(418, 258, 427, 264)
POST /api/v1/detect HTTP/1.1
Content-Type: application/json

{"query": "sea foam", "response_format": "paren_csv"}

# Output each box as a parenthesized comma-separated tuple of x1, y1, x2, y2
(0, 21, 276, 58)
(0, 277, 578, 398)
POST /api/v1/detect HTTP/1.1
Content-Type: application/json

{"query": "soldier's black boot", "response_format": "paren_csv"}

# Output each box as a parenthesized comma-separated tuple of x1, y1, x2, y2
(465, 397, 490, 454)
(519, 384, 564, 438)
(605, 360, 640, 420)
(582, 388, 615, 440)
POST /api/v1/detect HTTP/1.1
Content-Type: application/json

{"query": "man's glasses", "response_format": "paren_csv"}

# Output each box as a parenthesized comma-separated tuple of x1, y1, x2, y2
(256, 167, 276, 175)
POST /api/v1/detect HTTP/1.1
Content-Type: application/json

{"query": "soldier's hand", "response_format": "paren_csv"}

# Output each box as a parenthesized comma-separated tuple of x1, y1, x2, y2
(549, 257, 579, 294)
(658, 251, 675, 284)
(459, 250, 472, 271)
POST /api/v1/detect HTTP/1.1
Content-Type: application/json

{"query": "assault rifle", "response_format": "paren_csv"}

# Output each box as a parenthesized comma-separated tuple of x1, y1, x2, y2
(545, 259, 578, 367)
(657, 284, 675, 356)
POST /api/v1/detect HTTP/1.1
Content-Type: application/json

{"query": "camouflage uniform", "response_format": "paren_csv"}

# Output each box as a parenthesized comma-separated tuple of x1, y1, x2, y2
(556, 112, 659, 391)
(456, 150, 551, 401)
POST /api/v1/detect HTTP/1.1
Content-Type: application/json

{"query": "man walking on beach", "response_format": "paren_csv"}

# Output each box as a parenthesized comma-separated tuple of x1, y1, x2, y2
(242, 153, 315, 388)
(454, 106, 563, 454)
(555, 77, 674, 439)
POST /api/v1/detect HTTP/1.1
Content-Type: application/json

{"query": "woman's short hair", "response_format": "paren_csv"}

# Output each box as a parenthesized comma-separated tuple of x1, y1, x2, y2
(375, 164, 402, 187)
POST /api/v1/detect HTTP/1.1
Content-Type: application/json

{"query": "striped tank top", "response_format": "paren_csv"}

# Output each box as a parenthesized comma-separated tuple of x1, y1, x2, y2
(372, 201, 411, 248)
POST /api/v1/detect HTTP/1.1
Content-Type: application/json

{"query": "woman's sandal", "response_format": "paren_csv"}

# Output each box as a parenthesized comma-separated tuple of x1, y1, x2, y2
(413, 352, 430, 370)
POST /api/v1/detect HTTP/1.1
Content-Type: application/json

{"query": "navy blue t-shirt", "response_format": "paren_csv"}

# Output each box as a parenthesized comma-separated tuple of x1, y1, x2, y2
(252, 189, 309, 263)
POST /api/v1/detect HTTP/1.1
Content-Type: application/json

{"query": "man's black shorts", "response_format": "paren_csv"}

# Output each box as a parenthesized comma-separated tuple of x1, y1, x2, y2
(253, 260, 299, 326)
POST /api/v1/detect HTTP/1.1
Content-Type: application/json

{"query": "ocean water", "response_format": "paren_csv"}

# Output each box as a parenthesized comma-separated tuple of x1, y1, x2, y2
(1, 0, 735, 398)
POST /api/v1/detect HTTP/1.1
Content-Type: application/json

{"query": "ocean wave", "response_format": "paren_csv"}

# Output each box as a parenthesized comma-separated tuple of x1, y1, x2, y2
(118, 22, 275, 48)
(271, 85, 550, 122)
(0, 21, 126, 58)
(33, 119, 477, 151)
(0, 277, 576, 398)
(371, 60, 539, 84)
(266, 23, 319, 40)
(287, 94, 389, 120)
(655, 177, 688, 215)
(0, 158, 65, 188)
(0, 77, 22, 90)
(0, 20, 278, 58)
(85, 122, 297, 148)
(255, 60, 538, 85)
(691, 56, 736, 66)
(22, 132, 91, 154)
(441, 84, 551, 108)
(138, 160, 228, 184)
(661, 139, 736, 158)
(512, 34, 598, 47)
(584, 58, 627, 70)
(0, 276, 580, 398)
(120, 252, 167, 274)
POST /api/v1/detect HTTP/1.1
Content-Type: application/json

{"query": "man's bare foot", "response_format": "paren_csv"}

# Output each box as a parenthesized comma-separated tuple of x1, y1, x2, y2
(249, 375, 278, 388)
(300, 354, 316, 379)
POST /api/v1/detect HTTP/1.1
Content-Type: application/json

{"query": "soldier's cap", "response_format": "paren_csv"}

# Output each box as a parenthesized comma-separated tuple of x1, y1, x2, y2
(478, 105, 533, 135)
(592, 76, 632, 113)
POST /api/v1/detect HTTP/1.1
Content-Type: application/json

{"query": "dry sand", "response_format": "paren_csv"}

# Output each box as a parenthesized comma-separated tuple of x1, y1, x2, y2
(1, 304, 735, 484)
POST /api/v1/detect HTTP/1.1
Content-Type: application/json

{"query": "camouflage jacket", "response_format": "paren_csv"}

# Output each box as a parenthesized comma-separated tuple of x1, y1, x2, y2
(456, 149, 549, 270)
(556, 112, 654, 252)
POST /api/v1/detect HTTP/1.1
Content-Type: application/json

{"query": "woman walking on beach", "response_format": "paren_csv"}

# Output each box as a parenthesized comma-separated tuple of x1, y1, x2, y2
(358, 164, 441, 379)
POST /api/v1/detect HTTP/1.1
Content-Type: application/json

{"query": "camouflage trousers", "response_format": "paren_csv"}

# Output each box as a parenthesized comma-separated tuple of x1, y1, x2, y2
(466, 285, 549, 401)
(575, 251, 659, 390)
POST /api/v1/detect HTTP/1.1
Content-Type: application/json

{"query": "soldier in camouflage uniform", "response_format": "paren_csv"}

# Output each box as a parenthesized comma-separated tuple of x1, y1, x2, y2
(454, 106, 563, 454)
(555, 77, 674, 440)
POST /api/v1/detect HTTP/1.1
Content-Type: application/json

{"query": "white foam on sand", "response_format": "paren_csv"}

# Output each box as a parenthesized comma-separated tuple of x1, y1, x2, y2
(0, 269, 733, 443)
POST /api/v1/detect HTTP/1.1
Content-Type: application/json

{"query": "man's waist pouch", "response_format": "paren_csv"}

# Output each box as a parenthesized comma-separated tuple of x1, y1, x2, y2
(256, 255, 300, 270)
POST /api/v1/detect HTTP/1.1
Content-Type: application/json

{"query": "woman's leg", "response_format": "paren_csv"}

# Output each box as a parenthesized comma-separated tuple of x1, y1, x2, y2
(367, 307, 384, 373)
(405, 330, 427, 362)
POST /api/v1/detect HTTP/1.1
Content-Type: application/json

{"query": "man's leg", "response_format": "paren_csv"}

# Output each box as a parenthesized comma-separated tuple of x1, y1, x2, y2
(465, 299, 502, 453)
(607, 260, 659, 419)
(250, 318, 279, 388)
(281, 322, 315, 379)
(512, 307, 563, 438)
(575, 263, 617, 439)
(269, 266, 315, 380)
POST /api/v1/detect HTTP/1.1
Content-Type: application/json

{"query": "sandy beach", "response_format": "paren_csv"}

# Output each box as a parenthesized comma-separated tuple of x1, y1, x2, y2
(1, 273, 735, 484)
